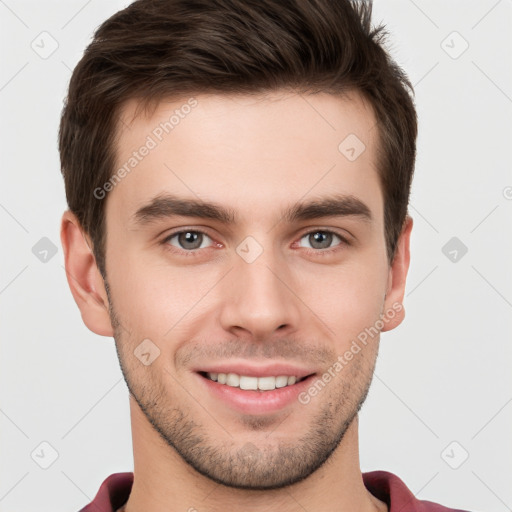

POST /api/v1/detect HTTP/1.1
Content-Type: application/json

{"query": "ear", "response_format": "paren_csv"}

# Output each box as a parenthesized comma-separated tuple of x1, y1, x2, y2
(60, 210, 114, 337)
(381, 215, 413, 332)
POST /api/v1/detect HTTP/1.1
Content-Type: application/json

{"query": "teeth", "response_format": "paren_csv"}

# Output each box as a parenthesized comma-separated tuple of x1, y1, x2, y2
(258, 376, 276, 390)
(226, 373, 239, 387)
(206, 372, 302, 391)
(275, 376, 288, 388)
(240, 376, 258, 390)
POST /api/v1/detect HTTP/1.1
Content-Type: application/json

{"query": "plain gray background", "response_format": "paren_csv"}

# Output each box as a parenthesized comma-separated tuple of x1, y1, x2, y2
(1, 1, 511, 511)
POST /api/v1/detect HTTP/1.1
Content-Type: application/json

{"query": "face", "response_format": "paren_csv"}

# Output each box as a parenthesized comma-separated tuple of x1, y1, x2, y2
(97, 90, 404, 489)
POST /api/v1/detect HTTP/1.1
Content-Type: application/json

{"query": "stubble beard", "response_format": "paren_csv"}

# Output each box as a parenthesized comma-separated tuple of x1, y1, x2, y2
(105, 282, 378, 490)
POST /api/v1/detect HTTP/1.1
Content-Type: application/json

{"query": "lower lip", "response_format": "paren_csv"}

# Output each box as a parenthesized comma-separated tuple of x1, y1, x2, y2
(196, 373, 316, 414)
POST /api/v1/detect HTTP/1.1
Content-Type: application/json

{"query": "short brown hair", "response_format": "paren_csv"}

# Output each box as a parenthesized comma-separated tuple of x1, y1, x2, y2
(59, 0, 417, 278)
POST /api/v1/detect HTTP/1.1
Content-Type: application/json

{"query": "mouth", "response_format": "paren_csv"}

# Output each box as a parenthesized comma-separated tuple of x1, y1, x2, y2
(198, 371, 311, 391)
(194, 366, 317, 414)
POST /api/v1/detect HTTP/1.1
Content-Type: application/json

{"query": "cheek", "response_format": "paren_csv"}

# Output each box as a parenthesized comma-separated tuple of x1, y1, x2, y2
(301, 256, 388, 344)
(107, 250, 217, 338)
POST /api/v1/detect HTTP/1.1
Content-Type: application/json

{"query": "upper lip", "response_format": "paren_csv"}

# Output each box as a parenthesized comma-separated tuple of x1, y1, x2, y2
(194, 362, 316, 379)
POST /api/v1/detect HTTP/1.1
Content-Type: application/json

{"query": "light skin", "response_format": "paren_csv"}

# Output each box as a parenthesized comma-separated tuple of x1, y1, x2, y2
(61, 90, 412, 512)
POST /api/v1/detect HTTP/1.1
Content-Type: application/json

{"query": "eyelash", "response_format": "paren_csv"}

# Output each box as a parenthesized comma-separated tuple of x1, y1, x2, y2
(161, 228, 351, 258)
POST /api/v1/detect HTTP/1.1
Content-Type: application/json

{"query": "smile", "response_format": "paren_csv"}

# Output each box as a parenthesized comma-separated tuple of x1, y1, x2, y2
(196, 368, 316, 414)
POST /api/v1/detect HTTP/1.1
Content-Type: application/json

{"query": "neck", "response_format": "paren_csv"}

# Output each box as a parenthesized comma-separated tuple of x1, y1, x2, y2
(123, 398, 387, 512)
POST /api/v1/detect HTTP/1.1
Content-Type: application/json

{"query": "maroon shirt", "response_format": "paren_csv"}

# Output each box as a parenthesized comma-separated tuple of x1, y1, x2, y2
(78, 471, 471, 512)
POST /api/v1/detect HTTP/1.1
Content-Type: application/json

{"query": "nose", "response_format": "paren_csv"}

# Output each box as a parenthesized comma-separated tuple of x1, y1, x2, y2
(218, 244, 301, 341)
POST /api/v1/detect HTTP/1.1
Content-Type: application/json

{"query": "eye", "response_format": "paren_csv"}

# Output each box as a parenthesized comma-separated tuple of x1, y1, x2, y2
(161, 228, 350, 258)
(297, 230, 348, 252)
(163, 230, 214, 252)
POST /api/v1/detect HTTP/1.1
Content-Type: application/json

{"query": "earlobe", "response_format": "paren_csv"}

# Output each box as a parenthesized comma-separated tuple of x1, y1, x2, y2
(60, 210, 114, 337)
(381, 215, 413, 332)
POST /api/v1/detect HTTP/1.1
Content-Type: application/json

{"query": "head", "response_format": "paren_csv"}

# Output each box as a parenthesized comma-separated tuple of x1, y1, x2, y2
(60, 0, 416, 491)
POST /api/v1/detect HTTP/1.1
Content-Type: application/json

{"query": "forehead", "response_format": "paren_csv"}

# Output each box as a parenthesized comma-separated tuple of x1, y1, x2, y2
(109, 90, 382, 228)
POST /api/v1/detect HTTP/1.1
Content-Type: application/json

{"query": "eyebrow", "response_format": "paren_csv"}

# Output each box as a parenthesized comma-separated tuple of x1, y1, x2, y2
(131, 193, 372, 226)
